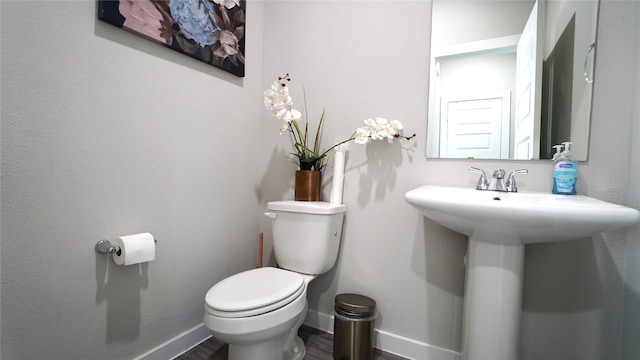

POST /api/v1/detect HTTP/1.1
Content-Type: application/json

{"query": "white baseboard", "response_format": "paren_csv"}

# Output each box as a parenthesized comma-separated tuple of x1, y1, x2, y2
(135, 323, 211, 360)
(153, 310, 461, 360)
(304, 309, 461, 360)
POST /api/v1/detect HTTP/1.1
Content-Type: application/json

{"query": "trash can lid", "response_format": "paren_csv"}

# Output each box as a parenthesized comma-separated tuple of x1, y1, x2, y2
(335, 293, 376, 314)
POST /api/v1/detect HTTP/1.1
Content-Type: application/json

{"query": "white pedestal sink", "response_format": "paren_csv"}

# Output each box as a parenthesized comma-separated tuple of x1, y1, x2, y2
(405, 185, 640, 360)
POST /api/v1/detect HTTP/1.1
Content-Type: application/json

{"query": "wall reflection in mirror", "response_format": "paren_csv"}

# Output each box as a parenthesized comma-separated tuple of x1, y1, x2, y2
(426, 0, 599, 161)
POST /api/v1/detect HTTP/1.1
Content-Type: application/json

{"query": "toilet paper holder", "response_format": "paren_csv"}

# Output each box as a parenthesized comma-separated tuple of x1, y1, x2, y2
(95, 239, 122, 256)
(94, 238, 157, 256)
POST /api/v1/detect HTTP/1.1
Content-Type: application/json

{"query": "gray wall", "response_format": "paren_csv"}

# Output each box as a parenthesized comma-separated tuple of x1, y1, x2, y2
(1, 1, 265, 358)
(259, 0, 640, 359)
(623, 4, 640, 357)
(2, 0, 639, 359)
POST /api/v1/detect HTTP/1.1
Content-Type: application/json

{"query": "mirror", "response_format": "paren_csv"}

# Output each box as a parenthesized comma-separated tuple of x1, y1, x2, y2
(426, 0, 599, 161)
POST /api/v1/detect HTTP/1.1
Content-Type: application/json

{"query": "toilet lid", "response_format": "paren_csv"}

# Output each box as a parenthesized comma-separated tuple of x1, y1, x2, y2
(205, 267, 305, 318)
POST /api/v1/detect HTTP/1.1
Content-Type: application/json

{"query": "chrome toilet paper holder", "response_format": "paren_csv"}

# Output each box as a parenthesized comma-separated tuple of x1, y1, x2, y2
(95, 239, 122, 256)
(95, 238, 157, 256)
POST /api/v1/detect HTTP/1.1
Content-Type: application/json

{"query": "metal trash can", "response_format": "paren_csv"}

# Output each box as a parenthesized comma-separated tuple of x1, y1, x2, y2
(333, 293, 377, 360)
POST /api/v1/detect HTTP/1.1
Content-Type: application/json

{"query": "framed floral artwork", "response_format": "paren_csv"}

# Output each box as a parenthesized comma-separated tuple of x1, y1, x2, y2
(98, 0, 245, 77)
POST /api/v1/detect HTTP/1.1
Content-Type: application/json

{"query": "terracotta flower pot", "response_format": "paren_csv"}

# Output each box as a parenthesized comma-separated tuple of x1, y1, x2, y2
(295, 170, 322, 201)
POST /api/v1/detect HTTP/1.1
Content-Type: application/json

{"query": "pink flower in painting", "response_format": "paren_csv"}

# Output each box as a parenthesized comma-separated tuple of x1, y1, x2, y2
(119, 0, 172, 45)
(214, 30, 240, 58)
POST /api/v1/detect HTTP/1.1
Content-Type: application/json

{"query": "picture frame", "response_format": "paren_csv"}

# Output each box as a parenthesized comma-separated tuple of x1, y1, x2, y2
(98, 0, 245, 77)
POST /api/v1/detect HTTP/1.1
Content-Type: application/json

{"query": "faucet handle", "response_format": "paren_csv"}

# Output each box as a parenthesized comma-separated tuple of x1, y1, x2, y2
(469, 167, 489, 190)
(505, 169, 528, 192)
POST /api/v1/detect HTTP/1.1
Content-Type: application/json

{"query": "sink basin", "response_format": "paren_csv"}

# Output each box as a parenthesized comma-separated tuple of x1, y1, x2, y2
(405, 185, 640, 245)
(405, 185, 640, 360)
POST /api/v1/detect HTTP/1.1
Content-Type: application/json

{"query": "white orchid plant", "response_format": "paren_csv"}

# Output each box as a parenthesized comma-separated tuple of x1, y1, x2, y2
(263, 74, 415, 171)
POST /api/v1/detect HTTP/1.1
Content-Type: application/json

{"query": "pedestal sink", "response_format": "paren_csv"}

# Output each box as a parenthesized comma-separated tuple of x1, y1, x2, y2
(405, 185, 640, 360)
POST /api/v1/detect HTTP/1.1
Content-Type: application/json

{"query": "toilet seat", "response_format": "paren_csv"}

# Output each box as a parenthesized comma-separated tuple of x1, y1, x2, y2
(205, 267, 305, 318)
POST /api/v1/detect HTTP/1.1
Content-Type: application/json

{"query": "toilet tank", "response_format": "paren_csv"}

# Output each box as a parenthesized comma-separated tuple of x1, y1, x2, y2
(266, 201, 346, 275)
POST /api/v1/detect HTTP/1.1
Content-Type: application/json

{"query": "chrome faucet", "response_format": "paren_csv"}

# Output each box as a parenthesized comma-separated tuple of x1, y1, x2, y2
(489, 169, 507, 192)
(468, 167, 528, 192)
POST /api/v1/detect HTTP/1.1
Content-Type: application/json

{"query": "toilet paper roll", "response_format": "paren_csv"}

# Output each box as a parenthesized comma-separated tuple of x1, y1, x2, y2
(330, 144, 349, 205)
(112, 232, 156, 266)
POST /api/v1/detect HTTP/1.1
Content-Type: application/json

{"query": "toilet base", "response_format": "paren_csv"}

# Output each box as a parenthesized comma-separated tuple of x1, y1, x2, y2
(228, 336, 305, 360)
(227, 333, 306, 360)
(288, 336, 306, 360)
(215, 300, 308, 360)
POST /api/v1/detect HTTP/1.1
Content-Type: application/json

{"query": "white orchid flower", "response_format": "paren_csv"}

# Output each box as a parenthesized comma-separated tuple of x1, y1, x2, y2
(271, 98, 285, 110)
(282, 109, 302, 123)
(391, 119, 403, 131)
(273, 82, 289, 96)
(371, 123, 388, 140)
(354, 127, 371, 144)
(375, 117, 389, 126)
(282, 96, 293, 107)
(271, 80, 284, 91)
(385, 128, 397, 142)
(263, 90, 277, 107)
(274, 108, 287, 119)
(378, 127, 389, 138)
(279, 121, 288, 135)
(363, 118, 376, 128)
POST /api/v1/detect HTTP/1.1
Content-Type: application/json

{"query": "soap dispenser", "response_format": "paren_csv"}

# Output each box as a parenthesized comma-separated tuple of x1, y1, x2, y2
(552, 141, 578, 195)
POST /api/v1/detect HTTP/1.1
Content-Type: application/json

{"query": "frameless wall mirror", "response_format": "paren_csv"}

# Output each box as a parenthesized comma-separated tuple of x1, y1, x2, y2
(426, 0, 599, 161)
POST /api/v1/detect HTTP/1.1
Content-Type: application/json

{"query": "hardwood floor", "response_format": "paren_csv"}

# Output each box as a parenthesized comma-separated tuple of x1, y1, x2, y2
(177, 325, 409, 360)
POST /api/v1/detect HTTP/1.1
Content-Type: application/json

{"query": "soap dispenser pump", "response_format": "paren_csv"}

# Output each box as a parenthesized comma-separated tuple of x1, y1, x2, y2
(562, 142, 575, 159)
(552, 141, 578, 195)
(552, 144, 563, 161)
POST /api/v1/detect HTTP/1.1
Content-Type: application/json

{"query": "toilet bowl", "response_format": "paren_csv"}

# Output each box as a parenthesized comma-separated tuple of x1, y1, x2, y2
(204, 201, 346, 360)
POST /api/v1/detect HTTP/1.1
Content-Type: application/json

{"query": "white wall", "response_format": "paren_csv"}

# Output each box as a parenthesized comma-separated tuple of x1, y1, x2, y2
(1, 1, 265, 359)
(2, 0, 639, 359)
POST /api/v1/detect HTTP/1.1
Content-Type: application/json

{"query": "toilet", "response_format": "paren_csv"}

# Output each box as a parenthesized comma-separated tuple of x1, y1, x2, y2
(204, 201, 346, 360)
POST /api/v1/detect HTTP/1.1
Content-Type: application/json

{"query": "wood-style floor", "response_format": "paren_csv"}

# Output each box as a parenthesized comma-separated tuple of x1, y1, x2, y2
(177, 325, 409, 360)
